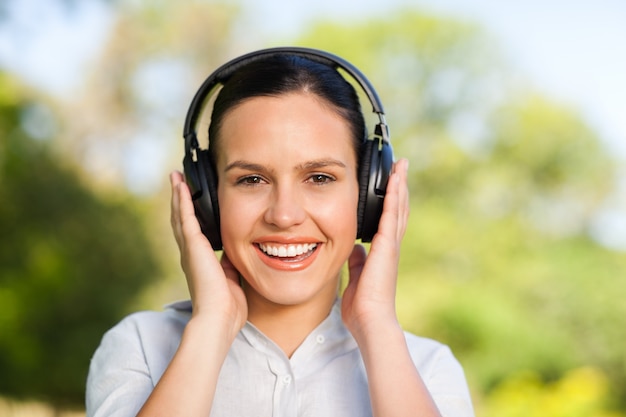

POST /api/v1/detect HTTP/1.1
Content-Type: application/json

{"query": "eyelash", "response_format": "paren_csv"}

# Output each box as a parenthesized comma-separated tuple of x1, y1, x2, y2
(235, 173, 336, 186)
(307, 174, 335, 184)
(236, 175, 266, 186)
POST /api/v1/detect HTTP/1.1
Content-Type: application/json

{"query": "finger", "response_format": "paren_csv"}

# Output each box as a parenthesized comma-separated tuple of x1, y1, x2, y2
(372, 163, 401, 250)
(172, 171, 215, 276)
(395, 158, 410, 241)
(170, 172, 204, 244)
(220, 252, 241, 285)
(170, 171, 185, 247)
(383, 159, 409, 243)
(348, 244, 367, 284)
(343, 244, 367, 307)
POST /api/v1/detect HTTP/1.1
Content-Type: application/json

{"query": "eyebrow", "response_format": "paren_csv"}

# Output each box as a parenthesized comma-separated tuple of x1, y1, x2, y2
(297, 158, 347, 170)
(224, 160, 268, 173)
(224, 158, 347, 173)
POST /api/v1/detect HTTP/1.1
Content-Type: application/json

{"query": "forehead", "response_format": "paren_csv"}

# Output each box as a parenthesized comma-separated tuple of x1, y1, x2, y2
(216, 93, 357, 166)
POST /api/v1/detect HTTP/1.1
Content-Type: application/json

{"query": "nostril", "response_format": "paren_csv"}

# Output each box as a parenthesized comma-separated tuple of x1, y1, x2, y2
(263, 192, 307, 228)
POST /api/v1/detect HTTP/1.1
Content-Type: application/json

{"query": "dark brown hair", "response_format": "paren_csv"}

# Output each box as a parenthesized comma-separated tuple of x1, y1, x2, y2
(207, 54, 367, 167)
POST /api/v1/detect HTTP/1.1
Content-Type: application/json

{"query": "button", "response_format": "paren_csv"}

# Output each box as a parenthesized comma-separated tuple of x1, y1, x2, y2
(316, 334, 325, 344)
(282, 375, 292, 384)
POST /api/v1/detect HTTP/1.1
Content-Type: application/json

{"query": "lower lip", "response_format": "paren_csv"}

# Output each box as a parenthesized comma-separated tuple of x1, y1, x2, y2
(255, 244, 320, 271)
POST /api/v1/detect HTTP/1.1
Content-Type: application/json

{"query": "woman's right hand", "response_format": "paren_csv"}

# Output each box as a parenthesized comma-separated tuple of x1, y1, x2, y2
(136, 172, 248, 416)
(170, 171, 247, 341)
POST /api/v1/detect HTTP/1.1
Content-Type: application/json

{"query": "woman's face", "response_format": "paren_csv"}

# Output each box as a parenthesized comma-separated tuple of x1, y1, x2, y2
(216, 92, 359, 311)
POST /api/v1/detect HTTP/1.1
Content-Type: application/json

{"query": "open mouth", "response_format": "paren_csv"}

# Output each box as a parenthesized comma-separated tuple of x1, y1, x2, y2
(257, 243, 318, 261)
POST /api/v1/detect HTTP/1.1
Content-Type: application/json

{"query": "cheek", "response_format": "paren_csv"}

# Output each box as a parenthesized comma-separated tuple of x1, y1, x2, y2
(217, 189, 257, 240)
(217, 177, 360, 240)
(314, 184, 360, 237)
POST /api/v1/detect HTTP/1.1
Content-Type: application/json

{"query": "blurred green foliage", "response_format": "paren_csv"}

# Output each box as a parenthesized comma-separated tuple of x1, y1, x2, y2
(298, 10, 626, 415)
(483, 367, 620, 417)
(0, 73, 161, 406)
(0, 2, 624, 416)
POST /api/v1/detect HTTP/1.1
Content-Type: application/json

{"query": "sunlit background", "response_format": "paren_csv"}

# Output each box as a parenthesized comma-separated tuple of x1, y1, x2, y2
(1, 0, 625, 416)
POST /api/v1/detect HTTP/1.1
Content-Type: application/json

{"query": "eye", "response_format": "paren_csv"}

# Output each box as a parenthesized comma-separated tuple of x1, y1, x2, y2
(308, 174, 335, 184)
(237, 175, 266, 186)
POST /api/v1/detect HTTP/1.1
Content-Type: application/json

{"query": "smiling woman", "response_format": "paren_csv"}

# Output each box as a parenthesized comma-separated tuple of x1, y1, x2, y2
(85, 47, 474, 417)
(217, 93, 359, 312)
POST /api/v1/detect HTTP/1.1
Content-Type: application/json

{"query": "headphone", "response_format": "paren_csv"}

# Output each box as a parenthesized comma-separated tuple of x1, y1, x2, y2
(183, 47, 393, 250)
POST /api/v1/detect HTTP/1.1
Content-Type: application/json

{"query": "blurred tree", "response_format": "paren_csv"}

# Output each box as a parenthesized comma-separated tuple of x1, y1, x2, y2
(482, 367, 619, 417)
(297, 10, 626, 413)
(0, 72, 160, 406)
(57, 0, 241, 193)
(0, 0, 246, 408)
(296, 10, 503, 173)
(0, 0, 626, 415)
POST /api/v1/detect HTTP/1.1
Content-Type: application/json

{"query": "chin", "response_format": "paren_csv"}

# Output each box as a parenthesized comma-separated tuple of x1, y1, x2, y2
(243, 270, 340, 309)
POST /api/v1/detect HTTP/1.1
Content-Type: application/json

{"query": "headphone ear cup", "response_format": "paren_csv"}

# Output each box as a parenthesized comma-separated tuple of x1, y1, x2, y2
(357, 140, 374, 240)
(185, 150, 222, 250)
(357, 139, 393, 242)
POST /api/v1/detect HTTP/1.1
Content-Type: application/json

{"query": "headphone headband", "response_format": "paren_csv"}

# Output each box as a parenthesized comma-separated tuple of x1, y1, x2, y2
(182, 46, 393, 249)
(183, 46, 387, 152)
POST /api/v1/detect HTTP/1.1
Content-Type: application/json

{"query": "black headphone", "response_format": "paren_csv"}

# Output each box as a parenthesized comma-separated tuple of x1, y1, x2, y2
(183, 47, 393, 250)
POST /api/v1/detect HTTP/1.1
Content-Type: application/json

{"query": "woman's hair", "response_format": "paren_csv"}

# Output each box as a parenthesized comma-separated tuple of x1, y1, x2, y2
(207, 54, 367, 168)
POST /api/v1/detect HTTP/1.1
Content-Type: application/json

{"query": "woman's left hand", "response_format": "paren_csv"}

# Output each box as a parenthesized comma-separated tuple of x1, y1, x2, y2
(341, 158, 410, 339)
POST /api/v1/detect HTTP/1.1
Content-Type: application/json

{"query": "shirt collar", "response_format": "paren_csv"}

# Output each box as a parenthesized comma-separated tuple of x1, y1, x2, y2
(239, 299, 357, 377)
(165, 298, 358, 376)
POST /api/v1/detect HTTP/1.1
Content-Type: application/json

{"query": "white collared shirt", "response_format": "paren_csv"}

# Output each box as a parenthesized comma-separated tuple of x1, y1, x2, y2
(86, 300, 474, 417)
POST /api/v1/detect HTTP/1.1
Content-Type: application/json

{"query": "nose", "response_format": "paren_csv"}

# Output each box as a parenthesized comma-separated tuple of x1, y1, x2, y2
(263, 183, 306, 229)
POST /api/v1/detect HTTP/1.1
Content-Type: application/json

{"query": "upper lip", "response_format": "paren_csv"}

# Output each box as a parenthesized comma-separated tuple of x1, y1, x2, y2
(254, 236, 321, 245)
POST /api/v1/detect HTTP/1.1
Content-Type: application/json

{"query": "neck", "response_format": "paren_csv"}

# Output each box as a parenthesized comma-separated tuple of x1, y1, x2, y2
(246, 296, 336, 358)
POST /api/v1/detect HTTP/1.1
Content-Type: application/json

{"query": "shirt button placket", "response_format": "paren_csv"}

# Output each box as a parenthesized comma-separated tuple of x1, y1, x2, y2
(274, 371, 297, 417)
(268, 356, 297, 417)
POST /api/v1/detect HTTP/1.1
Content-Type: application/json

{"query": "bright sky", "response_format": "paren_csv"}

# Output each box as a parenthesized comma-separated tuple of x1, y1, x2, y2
(1, 0, 625, 247)
(420, 0, 626, 162)
(239, 0, 626, 159)
(1, 0, 624, 157)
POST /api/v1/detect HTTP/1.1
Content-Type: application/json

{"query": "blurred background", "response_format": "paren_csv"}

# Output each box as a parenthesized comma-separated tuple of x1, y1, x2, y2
(1, 0, 625, 416)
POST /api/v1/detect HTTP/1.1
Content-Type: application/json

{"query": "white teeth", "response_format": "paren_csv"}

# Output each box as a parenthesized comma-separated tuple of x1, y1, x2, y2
(259, 243, 317, 258)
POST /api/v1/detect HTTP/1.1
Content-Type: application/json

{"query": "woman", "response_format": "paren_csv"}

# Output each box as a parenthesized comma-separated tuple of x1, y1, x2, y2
(86, 48, 474, 417)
